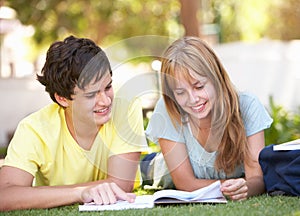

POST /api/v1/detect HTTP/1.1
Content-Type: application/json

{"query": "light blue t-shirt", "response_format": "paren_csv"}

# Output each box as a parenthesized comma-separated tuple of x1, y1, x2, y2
(145, 92, 273, 179)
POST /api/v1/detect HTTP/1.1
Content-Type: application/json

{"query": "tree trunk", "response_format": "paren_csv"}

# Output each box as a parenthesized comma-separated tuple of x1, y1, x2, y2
(179, 0, 201, 37)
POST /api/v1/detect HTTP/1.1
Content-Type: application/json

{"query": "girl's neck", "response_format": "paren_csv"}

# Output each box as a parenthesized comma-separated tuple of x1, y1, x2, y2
(189, 115, 211, 131)
(189, 115, 220, 152)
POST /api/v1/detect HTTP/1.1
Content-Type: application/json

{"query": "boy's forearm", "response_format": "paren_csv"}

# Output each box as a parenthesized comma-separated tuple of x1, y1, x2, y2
(0, 185, 83, 211)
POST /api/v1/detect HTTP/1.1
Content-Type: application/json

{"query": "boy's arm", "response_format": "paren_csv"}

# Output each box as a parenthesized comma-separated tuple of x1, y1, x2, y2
(81, 151, 141, 204)
(0, 152, 139, 212)
(107, 152, 141, 192)
(0, 166, 84, 210)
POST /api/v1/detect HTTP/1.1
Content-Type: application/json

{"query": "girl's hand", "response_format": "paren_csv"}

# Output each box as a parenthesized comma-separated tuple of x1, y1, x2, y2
(220, 178, 248, 201)
(81, 182, 136, 205)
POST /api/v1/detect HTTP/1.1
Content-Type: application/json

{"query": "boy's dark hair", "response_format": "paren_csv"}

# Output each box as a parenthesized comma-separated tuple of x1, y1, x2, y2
(37, 35, 112, 104)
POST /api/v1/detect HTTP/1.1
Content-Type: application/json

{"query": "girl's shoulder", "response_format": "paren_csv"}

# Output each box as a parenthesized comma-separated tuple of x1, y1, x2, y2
(238, 91, 273, 136)
(238, 91, 259, 104)
(238, 91, 263, 112)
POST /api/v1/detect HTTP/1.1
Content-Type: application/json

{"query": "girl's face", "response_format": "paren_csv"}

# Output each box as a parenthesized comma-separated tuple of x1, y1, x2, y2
(67, 72, 114, 128)
(173, 70, 216, 121)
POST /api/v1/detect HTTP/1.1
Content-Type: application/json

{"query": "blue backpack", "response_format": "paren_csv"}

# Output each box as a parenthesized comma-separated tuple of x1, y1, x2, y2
(259, 144, 300, 196)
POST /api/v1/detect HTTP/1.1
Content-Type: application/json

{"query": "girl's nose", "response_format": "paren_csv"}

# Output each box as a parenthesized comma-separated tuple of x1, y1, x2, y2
(188, 91, 200, 104)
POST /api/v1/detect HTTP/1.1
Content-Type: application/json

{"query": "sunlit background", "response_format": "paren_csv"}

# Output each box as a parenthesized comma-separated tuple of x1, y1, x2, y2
(0, 0, 300, 148)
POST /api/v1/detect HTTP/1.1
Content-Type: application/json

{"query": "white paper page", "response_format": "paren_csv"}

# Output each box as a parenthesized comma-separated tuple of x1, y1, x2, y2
(190, 181, 225, 201)
(79, 195, 154, 211)
(152, 180, 226, 203)
(152, 188, 197, 201)
(273, 139, 300, 151)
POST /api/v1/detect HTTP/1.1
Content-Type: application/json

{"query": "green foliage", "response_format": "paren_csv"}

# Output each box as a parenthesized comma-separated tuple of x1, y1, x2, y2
(6, 0, 300, 52)
(6, 0, 181, 48)
(202, 0, 269, 42)
(202, 0, 300, 42)
(2, 0, 298, 72)
(265, 96, 300, 145)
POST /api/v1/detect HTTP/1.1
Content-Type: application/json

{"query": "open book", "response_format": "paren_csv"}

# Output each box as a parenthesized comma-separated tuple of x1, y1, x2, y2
(273, 139, 300, 151)
(79, 181, 227, 211)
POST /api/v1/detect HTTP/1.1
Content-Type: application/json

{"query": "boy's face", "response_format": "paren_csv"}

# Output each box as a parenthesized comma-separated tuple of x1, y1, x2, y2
(67, 72, 114, 128)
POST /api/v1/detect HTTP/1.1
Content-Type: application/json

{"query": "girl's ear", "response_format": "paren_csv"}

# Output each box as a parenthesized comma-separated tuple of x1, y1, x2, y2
(54, 93, 69, 107)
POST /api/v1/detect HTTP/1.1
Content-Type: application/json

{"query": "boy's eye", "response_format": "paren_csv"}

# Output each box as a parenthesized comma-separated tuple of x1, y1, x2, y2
(85, 93, 96, 99)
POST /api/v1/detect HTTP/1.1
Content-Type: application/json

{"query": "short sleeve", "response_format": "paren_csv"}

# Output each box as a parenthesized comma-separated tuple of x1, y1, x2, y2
(145, 98, 185, 144)
(4, 119, 43, 176)
(239, 92, 273, 136)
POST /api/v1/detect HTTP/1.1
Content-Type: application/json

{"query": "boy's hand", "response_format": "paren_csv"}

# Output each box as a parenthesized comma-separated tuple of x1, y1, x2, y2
(81, 182, 136, 205)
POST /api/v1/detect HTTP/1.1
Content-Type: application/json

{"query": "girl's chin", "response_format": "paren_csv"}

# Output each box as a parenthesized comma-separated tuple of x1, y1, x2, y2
(189, 111, 209, 120)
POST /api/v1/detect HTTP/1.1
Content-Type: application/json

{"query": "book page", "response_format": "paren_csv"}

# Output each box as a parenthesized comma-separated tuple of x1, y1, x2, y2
(273, 139, 300, 151)
(79, 195, 154, 211)
(78, 181, 227, 211)
(153, 180, 227, 204)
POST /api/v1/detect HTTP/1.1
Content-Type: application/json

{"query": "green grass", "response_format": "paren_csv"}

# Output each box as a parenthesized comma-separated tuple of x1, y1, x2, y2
(1, 195, 300, 216)
(0, 147, 7, 159)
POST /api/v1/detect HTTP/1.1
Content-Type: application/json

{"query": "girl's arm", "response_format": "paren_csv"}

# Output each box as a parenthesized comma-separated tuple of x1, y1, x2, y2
(221, 131, 266, 200)
(244, 130, 266, 196)
(159, 138, 217, 191)
(160, 131, 266, 201)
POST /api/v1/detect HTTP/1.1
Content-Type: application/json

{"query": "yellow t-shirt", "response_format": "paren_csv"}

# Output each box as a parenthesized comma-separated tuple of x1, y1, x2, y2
(4, 97, 148, 187)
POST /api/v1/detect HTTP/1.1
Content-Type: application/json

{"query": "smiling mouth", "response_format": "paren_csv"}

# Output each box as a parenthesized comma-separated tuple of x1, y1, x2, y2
(94, 107, 109, 113)
(191, 102, 206, 111)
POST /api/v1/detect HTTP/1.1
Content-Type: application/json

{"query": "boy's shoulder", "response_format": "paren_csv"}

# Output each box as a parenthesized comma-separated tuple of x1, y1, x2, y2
(21, 103, 63, 127)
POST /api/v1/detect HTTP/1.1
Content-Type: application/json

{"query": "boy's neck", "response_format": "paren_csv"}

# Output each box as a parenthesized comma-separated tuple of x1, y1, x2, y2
(64, 110, 99, 150)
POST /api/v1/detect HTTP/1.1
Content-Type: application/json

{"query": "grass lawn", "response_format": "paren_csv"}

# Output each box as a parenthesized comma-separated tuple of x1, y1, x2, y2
(0, 147, 7, 159)
(1, 194, 299, 216)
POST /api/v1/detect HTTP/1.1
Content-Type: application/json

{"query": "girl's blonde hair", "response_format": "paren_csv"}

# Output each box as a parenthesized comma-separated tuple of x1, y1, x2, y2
(161, 37, 249, 174)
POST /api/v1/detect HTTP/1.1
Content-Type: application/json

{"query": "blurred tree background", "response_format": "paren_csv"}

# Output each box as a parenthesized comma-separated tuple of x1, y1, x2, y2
(4, 0, 300, 49)
(4, 0, 182, 49)
(1, 0, 300, 146)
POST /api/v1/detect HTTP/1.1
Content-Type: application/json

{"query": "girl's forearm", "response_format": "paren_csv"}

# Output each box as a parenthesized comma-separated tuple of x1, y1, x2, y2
(246, 176, 265, 197)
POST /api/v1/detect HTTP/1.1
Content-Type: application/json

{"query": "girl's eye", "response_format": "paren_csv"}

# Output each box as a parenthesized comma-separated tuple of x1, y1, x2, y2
(195, 85, 204, 90)
(174, 90, 184, 96)
(105, 84, 112, 91)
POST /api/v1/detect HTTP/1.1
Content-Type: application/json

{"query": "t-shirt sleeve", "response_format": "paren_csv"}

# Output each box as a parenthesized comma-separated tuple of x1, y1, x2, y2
(109, 97, 148, 156)
(240, 92, 273, 137)
(3, 119, 42, 176)
(145, 97, 185, 144)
